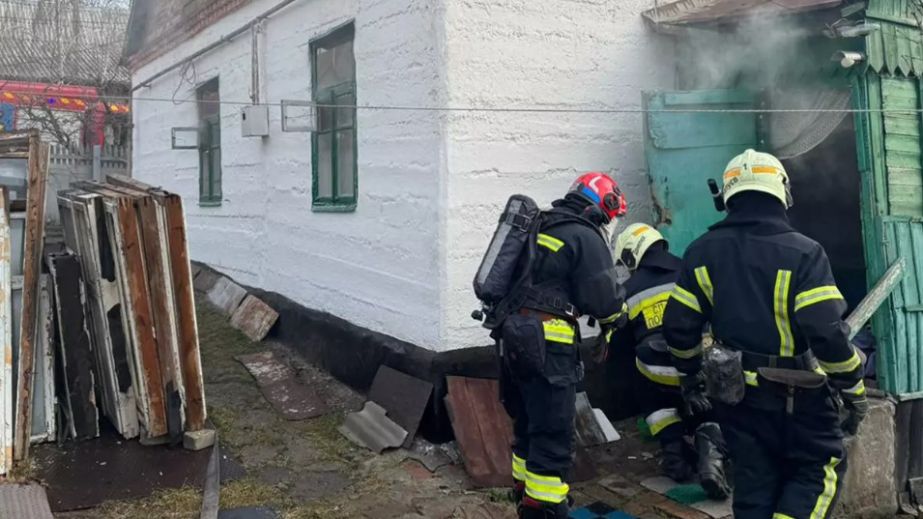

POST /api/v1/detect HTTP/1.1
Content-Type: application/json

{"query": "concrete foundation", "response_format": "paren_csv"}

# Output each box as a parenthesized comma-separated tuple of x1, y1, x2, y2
(835, 396, 897, 518)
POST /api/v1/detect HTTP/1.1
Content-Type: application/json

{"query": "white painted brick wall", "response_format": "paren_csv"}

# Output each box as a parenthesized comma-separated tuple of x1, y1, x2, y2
(131, 0, 673, 352)
(132, 0, 447, 349)
(441, 0, 676, 349)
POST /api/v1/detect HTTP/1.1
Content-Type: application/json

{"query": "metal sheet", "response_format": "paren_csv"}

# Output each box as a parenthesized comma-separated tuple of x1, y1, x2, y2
(642, 0, 841, 25)
(236, 351, 327, 420)
(337, 401, 407, 453)
(367, 365, 432, 448)
(444, 376, 514, 488)
(0, 484, 53, 519)
(230, 295, 279, 342)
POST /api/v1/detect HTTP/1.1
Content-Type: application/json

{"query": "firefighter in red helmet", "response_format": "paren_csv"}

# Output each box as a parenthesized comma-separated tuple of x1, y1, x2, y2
(499, 172, 628, 518)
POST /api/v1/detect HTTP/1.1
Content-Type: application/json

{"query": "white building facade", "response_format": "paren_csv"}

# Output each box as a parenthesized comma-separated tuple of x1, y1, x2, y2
(129, 0, 675, 352)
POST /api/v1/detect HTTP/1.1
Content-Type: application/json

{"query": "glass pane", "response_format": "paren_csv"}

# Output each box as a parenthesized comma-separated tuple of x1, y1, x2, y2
(336, 91, 354, 129)
(199, 150, 209, 199)
(211, 148, 222, 198)
(336, 130, 355, 199)
(317, 105, 334, 131)
(315, 46, 336, 91)
(334, 40, 355, 84)
(197, 79, 220, 119)
(11, 217, 23, 276)
(315, 39, 354, 90)
(316, 133, 333, 199)
(210, 118, 221, 147)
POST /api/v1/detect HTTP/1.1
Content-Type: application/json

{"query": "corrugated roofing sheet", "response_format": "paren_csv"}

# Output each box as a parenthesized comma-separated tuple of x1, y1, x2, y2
(643, 0, 842, 25)
(0, 484, 54, 519)
(0, 1, 129, 85)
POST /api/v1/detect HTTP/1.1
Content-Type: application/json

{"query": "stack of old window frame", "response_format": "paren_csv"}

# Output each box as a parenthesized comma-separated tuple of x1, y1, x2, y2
(56, 176, 206, 443)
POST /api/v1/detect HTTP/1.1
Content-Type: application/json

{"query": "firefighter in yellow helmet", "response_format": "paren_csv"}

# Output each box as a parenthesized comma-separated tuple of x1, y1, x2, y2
(610, 224, 729, 499)
(662, 149, 867, 518)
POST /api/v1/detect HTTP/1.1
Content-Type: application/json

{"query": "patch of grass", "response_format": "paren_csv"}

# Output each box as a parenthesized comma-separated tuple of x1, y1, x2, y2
(89, 479, 289, 519)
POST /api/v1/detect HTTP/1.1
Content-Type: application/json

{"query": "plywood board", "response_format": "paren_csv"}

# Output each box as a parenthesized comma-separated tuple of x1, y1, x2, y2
(230, 295, 279, 342)
(14, 135, 47, 461)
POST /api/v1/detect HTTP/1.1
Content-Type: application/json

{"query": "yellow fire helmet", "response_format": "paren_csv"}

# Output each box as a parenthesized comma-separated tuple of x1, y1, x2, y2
(722, 149, 792, 208)
(614, 223, 665, 271)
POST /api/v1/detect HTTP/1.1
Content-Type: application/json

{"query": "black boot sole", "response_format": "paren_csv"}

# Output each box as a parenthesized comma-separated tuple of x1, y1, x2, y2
(700, 474, 730, 501)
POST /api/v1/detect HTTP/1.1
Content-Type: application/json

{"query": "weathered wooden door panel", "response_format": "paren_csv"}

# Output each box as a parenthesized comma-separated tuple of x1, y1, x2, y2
(880, 218, 923, 396)
(644, 89, 759, 254)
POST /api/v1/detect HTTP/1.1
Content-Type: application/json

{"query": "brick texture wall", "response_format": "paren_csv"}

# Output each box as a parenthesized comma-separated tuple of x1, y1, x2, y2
(126, 0, 253, 71)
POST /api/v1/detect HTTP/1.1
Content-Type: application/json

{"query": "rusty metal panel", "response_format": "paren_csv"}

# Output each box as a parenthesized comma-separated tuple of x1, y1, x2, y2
(14, 134, 48, 461)
(444, 376, 514, 488)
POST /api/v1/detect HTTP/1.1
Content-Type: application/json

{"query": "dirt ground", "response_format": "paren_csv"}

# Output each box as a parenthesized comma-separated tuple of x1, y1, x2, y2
(49, 302, 712, 519)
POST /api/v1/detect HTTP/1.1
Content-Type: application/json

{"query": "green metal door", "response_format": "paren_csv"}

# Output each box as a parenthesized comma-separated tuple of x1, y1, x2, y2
(643, 89, 759, 255)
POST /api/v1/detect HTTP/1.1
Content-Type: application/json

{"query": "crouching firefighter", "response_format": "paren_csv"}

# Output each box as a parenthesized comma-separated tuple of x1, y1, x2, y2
(611, 224, 729, 499)
(472, 173, 629, 519)
(662, 149, 868, 519)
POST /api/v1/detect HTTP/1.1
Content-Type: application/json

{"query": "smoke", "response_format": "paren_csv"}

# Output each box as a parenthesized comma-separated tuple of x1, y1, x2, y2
(679, 14, 826, 91)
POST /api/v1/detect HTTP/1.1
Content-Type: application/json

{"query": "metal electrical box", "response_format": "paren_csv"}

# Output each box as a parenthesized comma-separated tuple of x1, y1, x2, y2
(241, 105, 270, 137)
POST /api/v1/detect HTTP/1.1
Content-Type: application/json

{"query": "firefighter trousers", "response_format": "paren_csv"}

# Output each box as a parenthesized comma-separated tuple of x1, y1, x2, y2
(501, 335, 579, 506)
(716, 379, 847, 519)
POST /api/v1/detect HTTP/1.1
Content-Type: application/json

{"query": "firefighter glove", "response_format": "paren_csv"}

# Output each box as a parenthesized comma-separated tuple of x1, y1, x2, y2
(841, 393, 869, 436)
(680, 372, 712, 417)
(592, 328, 611, 364)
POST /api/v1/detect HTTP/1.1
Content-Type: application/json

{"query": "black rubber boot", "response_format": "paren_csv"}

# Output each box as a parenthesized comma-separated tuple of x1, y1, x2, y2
(518, 496, 569, 518)
(695, 422, 731, 500)
(661, 438, 694, 482)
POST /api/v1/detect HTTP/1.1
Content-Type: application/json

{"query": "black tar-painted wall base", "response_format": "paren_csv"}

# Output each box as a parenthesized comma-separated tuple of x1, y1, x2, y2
(200, 264, 637, 441)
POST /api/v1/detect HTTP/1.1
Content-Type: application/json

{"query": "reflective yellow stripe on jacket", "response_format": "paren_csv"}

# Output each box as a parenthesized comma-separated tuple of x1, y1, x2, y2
(537, 233, 564, 252)
(627, 283, 674, 329)
(794, 285, 843, 312)
(774, 270, 795, 357)
(670, 284, 702, 314)
(543, 319, 575, 345)
(694, 266, 714, 306)
(635, 358, 681, 387)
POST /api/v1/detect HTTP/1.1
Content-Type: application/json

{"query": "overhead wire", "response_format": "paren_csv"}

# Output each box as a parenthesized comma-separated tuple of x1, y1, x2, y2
(0, 88, 922, 114)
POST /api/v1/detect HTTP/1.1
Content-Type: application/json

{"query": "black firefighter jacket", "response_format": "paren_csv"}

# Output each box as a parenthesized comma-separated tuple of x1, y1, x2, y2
(661, 194, 863, 393)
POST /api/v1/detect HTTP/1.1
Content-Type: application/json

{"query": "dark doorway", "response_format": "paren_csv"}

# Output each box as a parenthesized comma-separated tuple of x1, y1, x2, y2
(784, 115, 866, 311)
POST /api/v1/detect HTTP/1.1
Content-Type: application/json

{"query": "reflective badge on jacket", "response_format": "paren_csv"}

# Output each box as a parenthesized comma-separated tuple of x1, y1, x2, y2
(627, 283, 675, 331)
